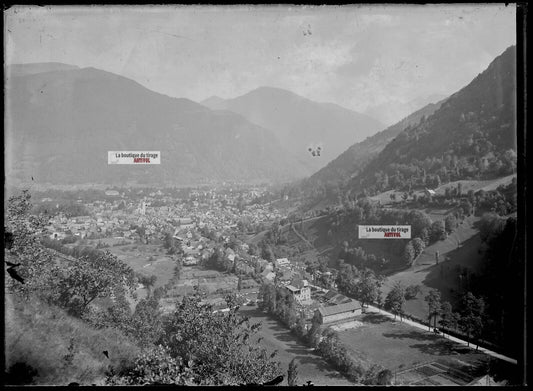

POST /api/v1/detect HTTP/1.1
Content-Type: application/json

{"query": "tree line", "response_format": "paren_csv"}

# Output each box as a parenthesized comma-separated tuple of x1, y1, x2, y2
(257, 281, 392, 385)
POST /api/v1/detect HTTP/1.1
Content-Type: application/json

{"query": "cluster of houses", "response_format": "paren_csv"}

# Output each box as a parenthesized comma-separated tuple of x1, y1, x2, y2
(42, 183, 282, 247)
(42, 188, 364, 329)
(256, 255, 363, 326)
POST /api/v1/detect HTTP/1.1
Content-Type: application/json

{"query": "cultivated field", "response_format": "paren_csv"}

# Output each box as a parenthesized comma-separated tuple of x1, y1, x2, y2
(107, 243, 176, 289)
(171, 266, 239, 295)
(336, 313, 490, 385)
(239, 306, 355, 386)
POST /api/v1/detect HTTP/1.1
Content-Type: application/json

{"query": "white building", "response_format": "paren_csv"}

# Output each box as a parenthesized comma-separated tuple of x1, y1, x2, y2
(183, 256, 198, 266)
(261, 270, 276, 281)
(286, 285, 312, 304)
(275, 258, 290, 267)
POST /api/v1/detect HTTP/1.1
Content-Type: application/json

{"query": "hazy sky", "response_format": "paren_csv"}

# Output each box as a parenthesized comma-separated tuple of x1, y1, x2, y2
(5, 4, 516, 115)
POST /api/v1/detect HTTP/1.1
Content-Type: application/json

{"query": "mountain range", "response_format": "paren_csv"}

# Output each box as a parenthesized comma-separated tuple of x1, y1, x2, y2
(351, 45, 516, 194)
(286, 45, 516, 208)
(363, 94, 446, 126)
(302, 99, 445, 189)
(6, 45, 515, 191)
(5, 64, 310, 187)
(201, 87, 384, 172)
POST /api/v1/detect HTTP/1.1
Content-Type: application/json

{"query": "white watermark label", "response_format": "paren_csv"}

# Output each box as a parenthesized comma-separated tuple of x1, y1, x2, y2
(108, 151, 161, 164)
(358, 225, 411, 239)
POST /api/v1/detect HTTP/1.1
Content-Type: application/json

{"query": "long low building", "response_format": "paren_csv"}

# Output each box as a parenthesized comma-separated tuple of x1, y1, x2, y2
(315, 300, 362, 325)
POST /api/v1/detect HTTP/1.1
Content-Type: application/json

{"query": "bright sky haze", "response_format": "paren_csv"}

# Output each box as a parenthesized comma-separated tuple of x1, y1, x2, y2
(5, 4, 516, 117)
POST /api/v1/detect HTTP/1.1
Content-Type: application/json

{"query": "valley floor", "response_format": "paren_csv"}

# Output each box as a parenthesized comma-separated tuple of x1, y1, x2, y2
(239, 306, 355, 386)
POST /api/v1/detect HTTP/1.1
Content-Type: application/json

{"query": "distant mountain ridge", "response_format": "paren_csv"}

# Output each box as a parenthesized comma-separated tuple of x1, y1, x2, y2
(349, 45, 517, 195)
(364, 93, 447, 126)
(201, 86, 385, 173)
(9, 62, 81, 76)
(303, 99, 445, 189)
(287, 45, 516, 209)
(5, 64, 309, 187)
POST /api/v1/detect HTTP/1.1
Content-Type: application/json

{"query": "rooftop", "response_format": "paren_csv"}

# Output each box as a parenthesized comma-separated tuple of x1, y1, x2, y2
(317, 300, 361, 317)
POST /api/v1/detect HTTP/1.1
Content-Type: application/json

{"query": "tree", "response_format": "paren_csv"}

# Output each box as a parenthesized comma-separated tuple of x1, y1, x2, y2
(375, 292, 384, 312)
(287, 358, 299, 386)
(163, 232, 175, 250)
(403, 241, 416, 266)
(5, 190, 55, 297)
(451, 312, 461, 332)
(49, 250, 136, 317)
(294, 312, 307, 338)
(438, 301, 453, 337)
(420, 227, 430, 246)
(458, 292, 485, 348)
(307, 312, 322, 348)
(444, 214, 458, 234)
(424, 289, 441, 330)
(354, 269, 382, 309)
(384, 282, 405, 320)
(260, 283, 278, 314)
(106, 345, 193, 385)
(136, 226, 146, 242)
(430, 220, 446, 242)
(404, 285, 421, 300)
(336, 263, 358, 296)
(159, 291, 281, 385)
(408, 210, 433, 239)
(412, 238, 425, 259)
(261, 243, 275, 262)
(130, 296, 164, 347)
(460, 200, 474, 216)
(376, 369, 393, 385)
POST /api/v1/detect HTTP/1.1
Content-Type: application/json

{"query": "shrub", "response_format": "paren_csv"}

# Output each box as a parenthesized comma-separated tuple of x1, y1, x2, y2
(405, 285, 421, 300)
(106, 345, 192, 385)
(430, 220, 446, 242)
(5, 362, 39, 385)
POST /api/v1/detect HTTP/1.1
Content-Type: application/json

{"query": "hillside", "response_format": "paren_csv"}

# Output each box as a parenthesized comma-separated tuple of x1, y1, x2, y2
(302, 99, 445, 189)
(5, 65, 308, 187)
(350, 45, 516, 195)
(5, 292, 141, 385)
(201, 87, 384, 173)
